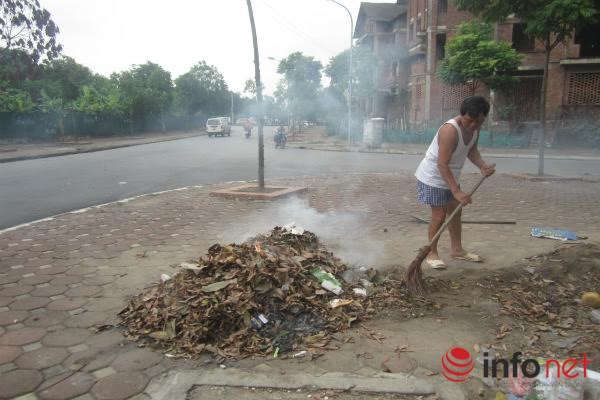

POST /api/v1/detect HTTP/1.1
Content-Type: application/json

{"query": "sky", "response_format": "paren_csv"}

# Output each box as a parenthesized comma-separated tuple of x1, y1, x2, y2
(42, 0, 397, 96)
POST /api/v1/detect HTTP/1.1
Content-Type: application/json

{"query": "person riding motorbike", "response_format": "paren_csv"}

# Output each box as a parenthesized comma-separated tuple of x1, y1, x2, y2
(274, 125, 287, 148)
(244, 120, 253, 138)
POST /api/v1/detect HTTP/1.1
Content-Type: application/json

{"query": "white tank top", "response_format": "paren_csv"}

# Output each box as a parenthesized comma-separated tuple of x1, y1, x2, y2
(415, 118, 477, 189)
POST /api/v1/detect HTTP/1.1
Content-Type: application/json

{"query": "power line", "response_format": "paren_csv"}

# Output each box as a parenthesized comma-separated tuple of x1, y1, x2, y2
(256, 0, 336, 55)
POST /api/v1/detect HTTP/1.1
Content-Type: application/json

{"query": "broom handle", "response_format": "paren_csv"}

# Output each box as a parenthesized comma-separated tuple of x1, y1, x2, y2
(429, 172, 491, 245)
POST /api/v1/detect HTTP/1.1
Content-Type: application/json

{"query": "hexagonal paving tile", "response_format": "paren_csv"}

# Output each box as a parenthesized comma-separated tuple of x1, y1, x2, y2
(0, 368, 43, 398)
(63, 348, 102, 370)
(31, 285, 69, 297)
(38, 372, 96, 400)
(24, 311, 69, 328)
(50, 276, 84, 286)
(66, 266, 97, 276)
(0, 274, 23, 285)
(0, 285, 34, 297)
(91, 371, 148, 400)
(47, 298, 87, 311)
(64, 311, 109, 328)
(86, 331, 127, 349)
(10, 297, 50, 311)
(15, 347, 69, 369)
(84, 298, 124, 312)
(0, 327, 46, 346)
(0, 296, 12, 307)
(36, 266, 70, 275)
(65, 286, 101, 298)
(0, 345, 22, 364)
(43, 328, 90, 347)
(82, 276, 116, 286)
(19, 275, 54, 285)
(0, 310, 29, 326)
(111, 348, 163, 372)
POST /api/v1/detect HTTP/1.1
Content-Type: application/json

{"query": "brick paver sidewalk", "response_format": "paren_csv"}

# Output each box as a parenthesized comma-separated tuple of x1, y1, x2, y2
(1, 173, 598, 399)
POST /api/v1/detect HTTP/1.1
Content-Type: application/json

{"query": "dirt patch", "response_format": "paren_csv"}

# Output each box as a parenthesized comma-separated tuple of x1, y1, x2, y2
(384, 243, 600, 371)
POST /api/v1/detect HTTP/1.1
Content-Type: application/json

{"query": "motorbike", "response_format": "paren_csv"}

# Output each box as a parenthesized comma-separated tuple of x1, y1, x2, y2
(274, 129, 287, 149)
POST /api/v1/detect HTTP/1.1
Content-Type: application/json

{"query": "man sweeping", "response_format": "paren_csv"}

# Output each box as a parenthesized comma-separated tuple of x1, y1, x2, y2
(414, 96, 496, 269)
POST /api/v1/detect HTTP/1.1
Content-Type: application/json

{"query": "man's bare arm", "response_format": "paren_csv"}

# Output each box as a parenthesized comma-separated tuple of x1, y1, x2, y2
(468, 135, 495, 176)
(437, 124, 461, 193)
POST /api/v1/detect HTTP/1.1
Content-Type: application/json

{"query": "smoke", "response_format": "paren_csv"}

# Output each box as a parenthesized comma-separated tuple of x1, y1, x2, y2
(222, 196, 386, 269)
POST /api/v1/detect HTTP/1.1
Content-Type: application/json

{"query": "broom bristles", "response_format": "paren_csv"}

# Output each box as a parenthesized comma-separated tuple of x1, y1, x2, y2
(406, 245, 431, 296)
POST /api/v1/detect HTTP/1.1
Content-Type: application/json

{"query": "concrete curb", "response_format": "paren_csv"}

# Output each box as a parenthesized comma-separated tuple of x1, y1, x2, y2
(145, 368, 465, 400)
(0, 133, 204, 163)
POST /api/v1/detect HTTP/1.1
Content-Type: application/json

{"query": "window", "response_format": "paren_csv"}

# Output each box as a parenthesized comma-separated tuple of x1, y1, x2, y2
(438, 0, 447, 14)
(436, 33, 446, 61)
(575, 24, 600, 58)
(512, 23, 535, 52)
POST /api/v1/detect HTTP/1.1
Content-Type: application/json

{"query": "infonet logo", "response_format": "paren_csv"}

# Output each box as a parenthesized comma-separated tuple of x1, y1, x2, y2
(441, 347, 474, 382)
(441, 347, 591, 382)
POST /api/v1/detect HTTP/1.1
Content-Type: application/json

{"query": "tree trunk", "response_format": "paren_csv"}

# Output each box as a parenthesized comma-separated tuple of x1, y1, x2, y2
(129, 111, 134, 135)
(160, 109, 166, 133)
(246, 0, 265, 190)
(537, 44, 551, 176)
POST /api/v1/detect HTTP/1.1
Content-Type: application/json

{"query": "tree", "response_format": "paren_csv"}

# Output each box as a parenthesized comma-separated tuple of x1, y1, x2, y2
(456, 0, 600, 175)
(113, 62, 173, 133)
(325, 46, 378, 99)
(174, 61, 229, 118)
(37, 56, 96, 103)
(439, 21, 521, 94)
(276, 51, 323, 122)
(0, 0, 62, 63)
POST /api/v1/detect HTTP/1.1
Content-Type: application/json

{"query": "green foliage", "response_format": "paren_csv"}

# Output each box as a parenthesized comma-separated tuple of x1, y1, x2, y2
(439, 20, 521, 92)
(113, 62, 173, 118)
(0, 81, 35, 111)
(0, 0, 62, 63)
(0, 49, 38, 83)
(325, 46, 379, 98)
(72, 84, 122, 115)
(174, 61, 229, 116)
(37, 56, 96, 103)
(276, 52, 323, 120)
(456, 0, 599, 50)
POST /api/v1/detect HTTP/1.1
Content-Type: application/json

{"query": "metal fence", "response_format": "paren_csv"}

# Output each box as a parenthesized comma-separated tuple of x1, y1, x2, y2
(0, 112, 208, 142)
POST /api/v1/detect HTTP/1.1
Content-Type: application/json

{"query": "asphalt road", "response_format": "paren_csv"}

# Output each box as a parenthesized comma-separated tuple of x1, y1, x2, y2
(1, 126, 599, 229)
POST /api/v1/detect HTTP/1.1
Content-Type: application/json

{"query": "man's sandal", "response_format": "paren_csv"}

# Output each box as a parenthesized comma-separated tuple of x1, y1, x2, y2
(452, 252, 483, 262)
(426, 259, 447, 269)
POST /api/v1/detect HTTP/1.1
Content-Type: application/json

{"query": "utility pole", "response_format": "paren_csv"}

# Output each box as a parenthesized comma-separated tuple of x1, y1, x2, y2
(230, 92, 234, 124)
(328, 0, 353, 147)
(246, 0, 265, 189)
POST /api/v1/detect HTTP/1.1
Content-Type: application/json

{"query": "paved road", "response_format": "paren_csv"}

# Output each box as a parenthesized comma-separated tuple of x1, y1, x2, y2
(1, 126, 599, 229)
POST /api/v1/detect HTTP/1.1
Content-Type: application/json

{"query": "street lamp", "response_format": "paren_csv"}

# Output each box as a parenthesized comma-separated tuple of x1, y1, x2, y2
(327, 0, 353, 148)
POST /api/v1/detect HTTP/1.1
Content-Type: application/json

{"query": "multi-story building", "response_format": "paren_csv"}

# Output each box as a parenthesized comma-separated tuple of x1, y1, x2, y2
(354, 2, 408, 130)
(353, 0, 600, 136)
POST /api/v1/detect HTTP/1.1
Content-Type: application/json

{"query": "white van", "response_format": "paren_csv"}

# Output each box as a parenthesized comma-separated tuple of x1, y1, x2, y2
(206, 117, 231, 137)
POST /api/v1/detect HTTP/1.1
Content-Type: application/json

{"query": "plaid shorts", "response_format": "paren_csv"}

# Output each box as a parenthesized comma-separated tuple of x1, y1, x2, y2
(416, 180, 454, 207)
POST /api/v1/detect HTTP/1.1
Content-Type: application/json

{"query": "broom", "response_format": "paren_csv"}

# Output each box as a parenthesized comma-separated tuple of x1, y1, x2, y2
(406, 171, 493, 296)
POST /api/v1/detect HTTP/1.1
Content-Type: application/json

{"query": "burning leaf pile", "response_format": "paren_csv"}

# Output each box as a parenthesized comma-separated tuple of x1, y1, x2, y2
(119, 226, 415, 359)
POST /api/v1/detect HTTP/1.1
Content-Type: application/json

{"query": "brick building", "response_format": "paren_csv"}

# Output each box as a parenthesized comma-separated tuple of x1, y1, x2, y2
(353, 0, 600, 136)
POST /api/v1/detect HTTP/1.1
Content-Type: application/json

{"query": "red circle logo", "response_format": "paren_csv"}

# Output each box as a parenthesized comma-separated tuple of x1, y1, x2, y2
(441, 347, 474, 382)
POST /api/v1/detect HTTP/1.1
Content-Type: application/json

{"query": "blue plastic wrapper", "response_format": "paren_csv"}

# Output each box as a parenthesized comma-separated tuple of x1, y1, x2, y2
(531, 227, 582, 241)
